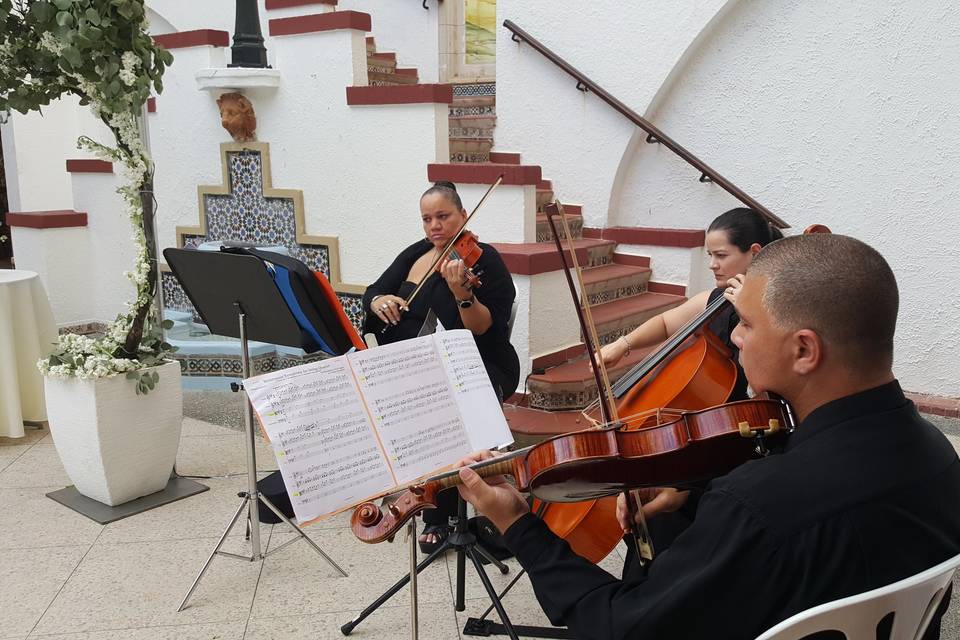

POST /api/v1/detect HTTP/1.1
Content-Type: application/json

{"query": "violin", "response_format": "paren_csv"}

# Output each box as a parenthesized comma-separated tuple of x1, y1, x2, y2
(350, 399, 789, 543)
(434, 229, 484, 291)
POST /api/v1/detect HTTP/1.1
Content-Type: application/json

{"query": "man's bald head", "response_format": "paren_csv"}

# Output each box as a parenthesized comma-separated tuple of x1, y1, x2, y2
(749, 234, 898, 371)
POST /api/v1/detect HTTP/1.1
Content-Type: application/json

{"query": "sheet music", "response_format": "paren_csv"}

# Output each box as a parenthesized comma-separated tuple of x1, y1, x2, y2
(246, 358, 395, 523)
(245, 330, 512, 523)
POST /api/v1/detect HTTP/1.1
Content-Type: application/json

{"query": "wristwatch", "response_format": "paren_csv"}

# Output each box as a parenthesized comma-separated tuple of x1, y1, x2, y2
(456, 294, 475, 309)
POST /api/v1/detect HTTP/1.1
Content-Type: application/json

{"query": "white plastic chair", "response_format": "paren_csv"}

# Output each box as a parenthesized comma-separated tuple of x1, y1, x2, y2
(756, 553, 960, 640)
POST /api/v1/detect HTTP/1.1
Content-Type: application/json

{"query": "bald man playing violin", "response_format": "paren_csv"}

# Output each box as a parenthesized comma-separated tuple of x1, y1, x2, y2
(457, 234, 960, 640)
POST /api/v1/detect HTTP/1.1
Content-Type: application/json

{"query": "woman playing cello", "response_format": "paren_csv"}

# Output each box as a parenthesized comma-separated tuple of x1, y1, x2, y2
(598, 207, 783, 577)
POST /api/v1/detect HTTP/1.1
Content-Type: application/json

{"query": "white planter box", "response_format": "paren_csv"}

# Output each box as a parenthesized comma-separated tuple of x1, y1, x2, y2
(44, 361, 183, 506)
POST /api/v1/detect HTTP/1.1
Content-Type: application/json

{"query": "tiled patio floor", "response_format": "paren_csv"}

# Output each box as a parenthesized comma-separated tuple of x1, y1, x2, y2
(2, 410, 958, 639)
(0, 415, 624, 639)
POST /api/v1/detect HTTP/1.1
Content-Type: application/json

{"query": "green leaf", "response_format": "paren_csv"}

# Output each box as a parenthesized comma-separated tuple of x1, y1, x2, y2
(161, 319, 174, 329)
(84, 7, 100, 25)
(55, 10, 73, 27)
(53, 0, 73, 10)
(31, 1, 55, 24)
(61, 45, 81, 67)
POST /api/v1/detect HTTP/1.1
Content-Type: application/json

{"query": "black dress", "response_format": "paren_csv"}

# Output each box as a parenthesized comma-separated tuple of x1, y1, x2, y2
(362, 239, 520, 400)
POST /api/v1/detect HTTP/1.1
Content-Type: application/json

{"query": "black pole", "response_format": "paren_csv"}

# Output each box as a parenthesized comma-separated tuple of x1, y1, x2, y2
(229, 0, 269, 68)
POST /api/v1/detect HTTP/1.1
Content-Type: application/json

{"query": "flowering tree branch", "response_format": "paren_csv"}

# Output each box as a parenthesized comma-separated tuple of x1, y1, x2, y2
(1, 0, 176, 393)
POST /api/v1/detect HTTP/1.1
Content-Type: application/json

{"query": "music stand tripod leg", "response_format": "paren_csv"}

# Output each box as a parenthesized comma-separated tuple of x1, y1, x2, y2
(177, 495, 250, 611)
(258, 493, 347, 575)
(340, 533, 451, 635)
(178, 308, 347, 612)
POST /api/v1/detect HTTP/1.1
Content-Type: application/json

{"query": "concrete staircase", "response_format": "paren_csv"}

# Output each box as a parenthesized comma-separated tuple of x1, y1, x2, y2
(449, 82, 496, 163)
(469, 153, 686, 416)
(365, 37, 419, 85)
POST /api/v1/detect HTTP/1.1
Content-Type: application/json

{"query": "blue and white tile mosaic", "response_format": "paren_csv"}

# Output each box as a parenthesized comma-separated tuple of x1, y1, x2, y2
(164, 149, 366, 376)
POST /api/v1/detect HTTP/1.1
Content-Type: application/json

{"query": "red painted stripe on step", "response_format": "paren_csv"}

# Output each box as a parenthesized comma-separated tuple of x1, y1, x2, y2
(905, 392, 960, 418)
(647, 281, 687, 295)
(266, 0, 337, 9)
(347, 84, 453, 105)
(613, 253, 650, 267)
(428, 163, 541, 186)
(66, 159, 113, 173)
(147, 97, 156, 113)
(394, 68, 419, 77)
(6, 210, 88, 229)
(269, 11, 371, 36)
(154, 29, 229, 49)
(491, 239, 612, 275)
(532, 345, 586, 371)
(583, 226, 705, 248)
(369, 52, 397, 62)
(489, 152, 521, 164)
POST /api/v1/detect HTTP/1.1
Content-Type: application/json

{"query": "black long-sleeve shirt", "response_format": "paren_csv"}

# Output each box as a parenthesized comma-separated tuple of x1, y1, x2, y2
(362, 239, 520, 399)
(504, 380, 960, 639)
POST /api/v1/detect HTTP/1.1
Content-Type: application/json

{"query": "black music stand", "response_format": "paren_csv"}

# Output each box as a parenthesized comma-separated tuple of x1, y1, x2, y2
(162, 248, 349, 612)
(341, 495, 532, 639)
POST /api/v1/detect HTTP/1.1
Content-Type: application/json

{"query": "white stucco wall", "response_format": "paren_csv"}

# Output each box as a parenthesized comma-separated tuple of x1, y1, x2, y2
(614, 0, 960, 397)
(0, 96, 79, 213)
(494, 0, 731, 231)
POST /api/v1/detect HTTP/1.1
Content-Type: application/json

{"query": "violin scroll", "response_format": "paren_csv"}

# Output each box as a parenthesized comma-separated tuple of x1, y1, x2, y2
(351, 485, 440, 543)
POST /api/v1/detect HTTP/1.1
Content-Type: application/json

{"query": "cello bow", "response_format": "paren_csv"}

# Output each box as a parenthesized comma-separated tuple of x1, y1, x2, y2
(543, 201, 655, 562)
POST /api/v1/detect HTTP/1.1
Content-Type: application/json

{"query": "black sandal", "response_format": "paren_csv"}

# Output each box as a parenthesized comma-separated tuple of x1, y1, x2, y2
(418, 523, 451, 554)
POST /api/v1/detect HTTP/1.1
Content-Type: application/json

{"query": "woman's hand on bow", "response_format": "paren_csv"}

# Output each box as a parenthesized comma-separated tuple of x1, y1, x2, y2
(370, 294, 408, 325)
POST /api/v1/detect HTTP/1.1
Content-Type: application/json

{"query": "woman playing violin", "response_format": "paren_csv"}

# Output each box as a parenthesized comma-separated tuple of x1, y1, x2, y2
(362, 180, 520, 551)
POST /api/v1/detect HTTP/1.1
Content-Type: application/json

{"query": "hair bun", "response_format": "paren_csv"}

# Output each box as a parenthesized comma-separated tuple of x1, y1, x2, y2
(433, 180, 457, 192)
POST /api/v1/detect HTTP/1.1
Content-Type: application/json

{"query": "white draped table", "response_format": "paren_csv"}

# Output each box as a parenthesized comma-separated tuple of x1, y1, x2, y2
(0, 270, 58, 438)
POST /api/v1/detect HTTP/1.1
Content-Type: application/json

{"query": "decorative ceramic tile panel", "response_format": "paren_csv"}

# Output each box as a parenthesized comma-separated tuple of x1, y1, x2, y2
(453, 83, 496, 97)
(202, 150, 331, 276)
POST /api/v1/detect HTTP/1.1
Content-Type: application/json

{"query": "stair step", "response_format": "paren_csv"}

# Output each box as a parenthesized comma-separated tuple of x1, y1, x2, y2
(581, 263, 652, 305)
(449, 123, 496, 139)
(502, 403, 596, 442)
(449, 95, 496, 109)
(449, 139, 492, 163)
(590, 292, 686, 347)
(368, 51, 396, 63)
(526, 344, 658, 411)
(368, 71, 419, 86)
(535, 212, 583, 242)
(493, 238, 615, 275)
(366, 36, 376, 53)
(449, 103, 496, 118)
(489, 151, 521, 164)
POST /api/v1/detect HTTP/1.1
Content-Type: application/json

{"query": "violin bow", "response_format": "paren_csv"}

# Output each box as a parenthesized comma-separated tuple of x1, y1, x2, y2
(544, 202, 655, 563)
(402, 174, 505, 309)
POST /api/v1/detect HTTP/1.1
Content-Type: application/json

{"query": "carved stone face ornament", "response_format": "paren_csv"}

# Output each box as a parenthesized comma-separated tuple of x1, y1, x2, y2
(216, 92, 256, 142)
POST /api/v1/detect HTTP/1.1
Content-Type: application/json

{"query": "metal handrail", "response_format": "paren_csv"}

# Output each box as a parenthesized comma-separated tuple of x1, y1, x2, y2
(503, 19, 788, 228)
